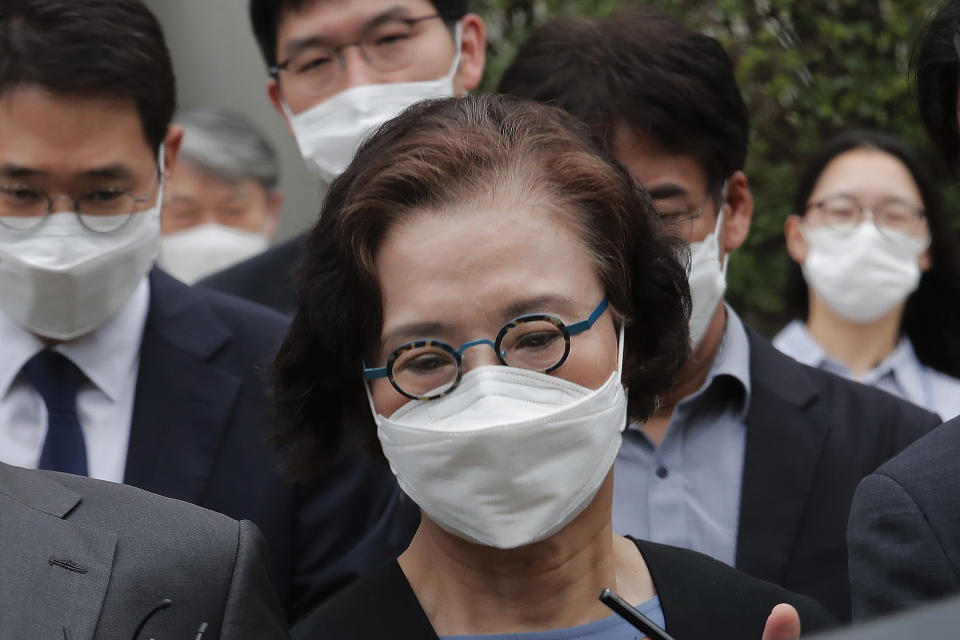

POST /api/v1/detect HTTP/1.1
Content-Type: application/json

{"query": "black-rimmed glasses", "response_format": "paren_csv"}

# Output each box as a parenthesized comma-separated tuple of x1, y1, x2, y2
(364, 298, 610, 400)
(270, 14, 445, 99)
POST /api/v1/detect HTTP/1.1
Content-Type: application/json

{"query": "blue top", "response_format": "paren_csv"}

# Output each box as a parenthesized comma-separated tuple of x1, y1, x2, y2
(438, 596, 664, 640)
(773, 320, 960, 421)
(613, 305, 751, 567)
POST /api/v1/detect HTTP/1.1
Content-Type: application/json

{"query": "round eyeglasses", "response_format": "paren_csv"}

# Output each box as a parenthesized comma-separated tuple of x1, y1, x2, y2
(364, 298, 610, 400)
(804, 194, 927, 239)
(0, 171, 161, 233)
(270, 14, 444, 100)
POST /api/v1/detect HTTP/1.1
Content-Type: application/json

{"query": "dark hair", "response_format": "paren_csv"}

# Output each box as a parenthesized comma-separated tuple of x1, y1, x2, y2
(913, 0, 960, 172)
(497, 10, 749, 191)
(273, 94, 691, 479)
(785, 129, 960, 377)
(0, 0, 175, 150)
(249, 0, 469, 69)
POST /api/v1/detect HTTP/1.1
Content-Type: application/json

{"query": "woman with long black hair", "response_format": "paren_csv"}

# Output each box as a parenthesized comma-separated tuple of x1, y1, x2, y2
(776, 130, 960, 419)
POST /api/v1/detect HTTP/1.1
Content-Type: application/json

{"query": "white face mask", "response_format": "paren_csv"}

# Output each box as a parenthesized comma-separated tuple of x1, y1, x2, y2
(0, 152, 164, 341)
(802, 222, 929, 323)
(158, 222, 269, 284)
(686, 206, 728, 348)
(285, 25, 463, 183)
(371, 332, 627, 549)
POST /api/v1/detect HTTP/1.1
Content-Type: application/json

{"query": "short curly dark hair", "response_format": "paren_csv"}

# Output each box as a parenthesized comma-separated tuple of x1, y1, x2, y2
(273, 94, 691, 480)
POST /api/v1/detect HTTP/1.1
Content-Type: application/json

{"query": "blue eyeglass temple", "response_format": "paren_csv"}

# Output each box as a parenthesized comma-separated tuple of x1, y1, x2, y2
(363, 298, 609, 380)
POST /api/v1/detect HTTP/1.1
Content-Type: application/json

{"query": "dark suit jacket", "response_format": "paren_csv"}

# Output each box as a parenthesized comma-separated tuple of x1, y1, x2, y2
(197, 232, 307, 316)
(123, 269, 419, 622)
(0, 461, 287, 640)
(733, 330, 939, 622)
(292, 538, 835, 639)
(811, 595, 960, 640)
(847, 417, 960, 620)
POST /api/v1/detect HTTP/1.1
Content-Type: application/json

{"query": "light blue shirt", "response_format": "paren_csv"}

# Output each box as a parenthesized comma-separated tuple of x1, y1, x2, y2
(439, 596, 664, 640)
(773, 320, 960, 421)
(612, 306, 751, 568)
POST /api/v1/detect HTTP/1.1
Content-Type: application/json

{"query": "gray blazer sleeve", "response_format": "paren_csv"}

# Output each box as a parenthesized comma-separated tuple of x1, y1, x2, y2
(219, 520, 290, 639)
(848, 472, 959, 620)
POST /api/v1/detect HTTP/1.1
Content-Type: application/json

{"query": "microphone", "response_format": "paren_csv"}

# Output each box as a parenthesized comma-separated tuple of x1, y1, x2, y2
(130, 599, 172, 640)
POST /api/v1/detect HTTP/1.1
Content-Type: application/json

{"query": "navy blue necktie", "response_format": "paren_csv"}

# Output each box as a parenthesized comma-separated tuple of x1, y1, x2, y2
(22, 350, 88, 476)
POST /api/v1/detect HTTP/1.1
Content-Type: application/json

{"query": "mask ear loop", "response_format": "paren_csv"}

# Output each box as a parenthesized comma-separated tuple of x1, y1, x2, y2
(715, 181, 729, 277)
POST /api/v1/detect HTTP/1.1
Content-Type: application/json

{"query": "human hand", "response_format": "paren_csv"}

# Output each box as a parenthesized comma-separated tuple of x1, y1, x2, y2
(761, 603, 801, 640)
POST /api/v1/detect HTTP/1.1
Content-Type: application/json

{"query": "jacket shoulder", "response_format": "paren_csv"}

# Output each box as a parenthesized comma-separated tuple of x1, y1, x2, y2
(634, 538, 836, 637)
(748, 329, 939, 440)
(871, 417, 960, 486)
(50, 470, 240, 543)
(197, 233, 306, 315)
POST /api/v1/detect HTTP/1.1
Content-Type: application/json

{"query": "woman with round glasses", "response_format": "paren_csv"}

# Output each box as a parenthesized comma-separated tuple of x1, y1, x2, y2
(776, 130, 960, 419)
(277, 95, 832, 639)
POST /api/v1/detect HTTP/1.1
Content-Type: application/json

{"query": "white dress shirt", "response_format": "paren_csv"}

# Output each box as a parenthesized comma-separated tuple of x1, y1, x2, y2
(0, 277, 149, 481)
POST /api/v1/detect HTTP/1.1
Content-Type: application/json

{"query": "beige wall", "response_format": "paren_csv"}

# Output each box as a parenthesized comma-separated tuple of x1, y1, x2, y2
(144, 0, 321, 242)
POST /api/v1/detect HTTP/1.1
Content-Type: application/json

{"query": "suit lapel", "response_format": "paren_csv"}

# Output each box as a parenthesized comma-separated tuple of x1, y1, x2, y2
(0, 464, 117, 640)
(735, 331, 829, 583)
(124, 269, 241, 505)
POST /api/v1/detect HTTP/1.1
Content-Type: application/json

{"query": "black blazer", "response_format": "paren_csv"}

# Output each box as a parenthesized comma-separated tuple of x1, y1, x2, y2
(124, 269, 419, 622)
(197, 232, 307, 316)
(734, 330, 940, 621)
(292, 538, 835, 639)
(847, 417, 960, 619)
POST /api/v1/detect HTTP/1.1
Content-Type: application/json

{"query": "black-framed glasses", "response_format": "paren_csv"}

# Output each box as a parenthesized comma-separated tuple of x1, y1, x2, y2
(270, 14, 445, 99)
(655, 181, 727, 242)
(0, 170, 161, 233)
(364, 298, 610, 400)
(804, 194, 927, 239)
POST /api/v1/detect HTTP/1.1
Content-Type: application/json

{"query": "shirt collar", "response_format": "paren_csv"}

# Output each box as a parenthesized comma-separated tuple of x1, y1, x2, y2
(774, 320, 827, 368)
(861, 337, 928, 407)
(774, 320, 928, 407)
(698, 304, 752, 419)
(0, 277, 150, 402)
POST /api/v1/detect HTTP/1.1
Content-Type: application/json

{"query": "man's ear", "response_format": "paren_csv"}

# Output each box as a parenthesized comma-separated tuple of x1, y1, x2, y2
(784, 214, 808, 264)
(267, 80, 296, 138)
(454, 14, 486, 93)
(162, 125, 184, 179)
(721, 170, 753, 254)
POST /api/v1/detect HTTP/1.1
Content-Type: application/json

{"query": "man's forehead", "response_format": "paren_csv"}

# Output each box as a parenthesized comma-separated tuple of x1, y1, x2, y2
(612, 125, 708, 194)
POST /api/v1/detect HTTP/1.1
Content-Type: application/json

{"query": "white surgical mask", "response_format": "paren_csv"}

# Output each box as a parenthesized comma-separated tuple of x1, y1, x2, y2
(0, 152, 164, 341)
(371, 331, 627, 549)
(686, 207, 727, 348)
(286, 25, 463, 183)
(158, 223, 269, 284)
(802, 222, 929, 323)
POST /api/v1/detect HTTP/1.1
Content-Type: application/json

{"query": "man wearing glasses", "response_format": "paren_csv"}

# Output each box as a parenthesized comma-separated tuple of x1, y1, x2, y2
(498, 10, 942, 622)
(198, 0, 486, 314)
(0, 0, 418, 624)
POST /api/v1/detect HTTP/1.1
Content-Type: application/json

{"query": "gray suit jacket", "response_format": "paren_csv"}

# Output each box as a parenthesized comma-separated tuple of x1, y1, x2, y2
(0, 462, 288, 640)
(847, 417, 960, 620)
(810, 595, 960, 640)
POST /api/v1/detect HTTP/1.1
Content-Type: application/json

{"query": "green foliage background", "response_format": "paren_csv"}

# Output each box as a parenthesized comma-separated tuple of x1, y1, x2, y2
(471, 0, 956, 336)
